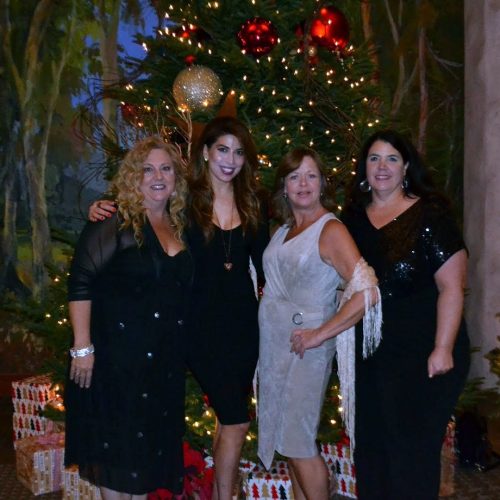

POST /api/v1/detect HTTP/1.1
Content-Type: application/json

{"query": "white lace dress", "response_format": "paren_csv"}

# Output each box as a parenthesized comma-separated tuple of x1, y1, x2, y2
(257, 213, 342, 469)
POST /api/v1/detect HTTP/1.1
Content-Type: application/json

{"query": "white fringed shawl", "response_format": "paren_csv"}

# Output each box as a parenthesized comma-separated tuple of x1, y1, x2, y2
(336, 257, 382, 452)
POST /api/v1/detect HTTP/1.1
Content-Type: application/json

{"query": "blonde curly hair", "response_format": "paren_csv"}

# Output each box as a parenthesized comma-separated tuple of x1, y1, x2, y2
(109, 136, 188, 244)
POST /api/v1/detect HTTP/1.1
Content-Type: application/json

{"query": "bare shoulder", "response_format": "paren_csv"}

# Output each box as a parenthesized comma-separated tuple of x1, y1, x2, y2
(320, 217, 352, 243)
(319, 217, 360, 276)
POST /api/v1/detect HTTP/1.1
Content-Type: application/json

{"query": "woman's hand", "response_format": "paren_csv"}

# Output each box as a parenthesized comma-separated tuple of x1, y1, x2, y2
(427, 347, 454, 378)
(430, 249, 466, 378)
(70, 354, 94, 388)
(89, 200, 116, 222)
(290, 328, 324, 358)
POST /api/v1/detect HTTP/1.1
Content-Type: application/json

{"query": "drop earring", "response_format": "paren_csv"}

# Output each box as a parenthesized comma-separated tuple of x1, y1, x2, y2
(359, 179, 371, 192)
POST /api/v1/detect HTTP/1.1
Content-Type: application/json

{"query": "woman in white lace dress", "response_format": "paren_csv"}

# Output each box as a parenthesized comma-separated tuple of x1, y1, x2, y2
(258, 147, 382, 500)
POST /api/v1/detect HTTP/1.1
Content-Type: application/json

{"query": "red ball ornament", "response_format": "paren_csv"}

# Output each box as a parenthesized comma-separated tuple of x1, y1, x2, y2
(173, 24, 210, 43)
(237, 17, 278, 57)
(310, 6, 350, 51)
(120, 103, 138, 123)
(184, 54, 197, 66)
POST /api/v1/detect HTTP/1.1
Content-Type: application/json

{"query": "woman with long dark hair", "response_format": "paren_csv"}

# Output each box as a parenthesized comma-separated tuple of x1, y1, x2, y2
(342, 130, 470, 500)
(185, 117, 269, 499)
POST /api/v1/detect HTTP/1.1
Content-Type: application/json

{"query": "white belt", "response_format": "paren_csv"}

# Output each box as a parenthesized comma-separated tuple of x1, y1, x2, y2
(291, 310, 325, 325)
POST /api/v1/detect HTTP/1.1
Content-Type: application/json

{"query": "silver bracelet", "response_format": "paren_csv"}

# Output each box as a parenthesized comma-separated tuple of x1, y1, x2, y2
(70, 344, 95, 358)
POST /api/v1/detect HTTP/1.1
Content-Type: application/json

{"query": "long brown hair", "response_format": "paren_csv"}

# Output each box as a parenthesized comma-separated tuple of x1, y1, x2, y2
(109, 136, 188, 244)
(189, 116, 262, 240)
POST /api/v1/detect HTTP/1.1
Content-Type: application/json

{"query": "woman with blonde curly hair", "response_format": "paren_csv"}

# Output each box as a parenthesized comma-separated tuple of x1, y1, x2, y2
(65, 136, 192, 499)
(88, 118, 269, 499)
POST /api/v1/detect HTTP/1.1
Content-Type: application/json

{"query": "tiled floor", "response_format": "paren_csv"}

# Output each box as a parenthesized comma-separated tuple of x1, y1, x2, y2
(2, 384, 500, 499)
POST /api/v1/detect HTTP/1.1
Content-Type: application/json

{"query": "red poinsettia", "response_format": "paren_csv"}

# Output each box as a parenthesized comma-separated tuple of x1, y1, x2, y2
(149, 442, 214, 500)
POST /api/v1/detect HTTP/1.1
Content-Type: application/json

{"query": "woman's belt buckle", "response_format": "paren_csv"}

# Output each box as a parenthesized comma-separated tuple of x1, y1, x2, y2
(292, 312, 304, 325)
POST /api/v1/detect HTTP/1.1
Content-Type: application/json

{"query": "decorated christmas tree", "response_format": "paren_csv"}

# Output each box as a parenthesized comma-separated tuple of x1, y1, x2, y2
(17, 0, 471, 461)
(80, 0, 383, 193)
(81, 1, 383, 452)
(4, 0, 385, 459)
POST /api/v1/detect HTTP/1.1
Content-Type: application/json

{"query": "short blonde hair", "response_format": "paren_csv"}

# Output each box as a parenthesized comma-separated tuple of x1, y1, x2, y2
(109, 136, 188, 244)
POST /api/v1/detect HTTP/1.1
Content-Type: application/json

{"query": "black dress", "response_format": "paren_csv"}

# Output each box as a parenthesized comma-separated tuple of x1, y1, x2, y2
(64, 214, 192, 495)
(186, 217, 269, 425)
(342, 198, 470, 500)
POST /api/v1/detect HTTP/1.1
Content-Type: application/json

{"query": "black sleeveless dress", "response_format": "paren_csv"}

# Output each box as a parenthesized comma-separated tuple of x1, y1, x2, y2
(65, 215, 192, 495)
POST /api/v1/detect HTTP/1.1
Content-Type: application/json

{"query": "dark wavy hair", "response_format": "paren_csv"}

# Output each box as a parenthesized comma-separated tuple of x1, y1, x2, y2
(189, 116, 262, 240)
(344, 129, 446, 210)
(272, 147, 337, 226)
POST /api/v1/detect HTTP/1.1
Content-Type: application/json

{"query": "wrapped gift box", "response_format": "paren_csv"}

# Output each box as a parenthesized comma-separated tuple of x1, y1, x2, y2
(239, 442, 356, 499)
(439, 420, 457, 497)
(320, 442, 357, 498)
(13, 413, 48, 441)
(12, 398, 45, 416)
(240, 460, 294, 500)
(63, 466, 102, 500)
(11, 374, 59, 440)
(14, 432, 65, 495)
(12, 374, 57, 404)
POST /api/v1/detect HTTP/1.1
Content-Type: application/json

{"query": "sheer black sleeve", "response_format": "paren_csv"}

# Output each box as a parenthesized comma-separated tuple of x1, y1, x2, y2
(421, 200, 467, 275)
(68, 215, 121, 301)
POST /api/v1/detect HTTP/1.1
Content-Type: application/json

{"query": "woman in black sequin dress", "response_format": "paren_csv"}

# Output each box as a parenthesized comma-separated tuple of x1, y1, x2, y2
(342, 130, 470, 500)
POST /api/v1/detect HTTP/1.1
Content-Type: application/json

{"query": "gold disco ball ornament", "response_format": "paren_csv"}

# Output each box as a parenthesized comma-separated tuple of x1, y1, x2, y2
(172, 65, 223, 112)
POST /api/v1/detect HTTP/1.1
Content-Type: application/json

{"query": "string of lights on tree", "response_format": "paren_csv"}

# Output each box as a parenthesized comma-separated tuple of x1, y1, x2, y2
(56, 1, 386, 454)
(78, 0, 384, 197)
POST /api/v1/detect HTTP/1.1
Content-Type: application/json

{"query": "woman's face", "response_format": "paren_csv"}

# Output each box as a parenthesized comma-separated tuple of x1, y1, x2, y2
(365, 140, 407, 196)
(203, 134, 245, 185)
(284, 156, 322, 211)
(139, 148, 176, 209)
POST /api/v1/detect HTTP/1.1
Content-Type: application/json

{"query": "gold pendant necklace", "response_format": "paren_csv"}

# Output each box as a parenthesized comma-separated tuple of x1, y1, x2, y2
(214, 201, 234, 271)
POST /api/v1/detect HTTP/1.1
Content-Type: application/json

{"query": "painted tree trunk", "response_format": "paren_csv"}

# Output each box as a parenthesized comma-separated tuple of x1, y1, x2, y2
(23, 123, 52, 300)
(0, 159, 29, 298)
(99, 0, 120, 139)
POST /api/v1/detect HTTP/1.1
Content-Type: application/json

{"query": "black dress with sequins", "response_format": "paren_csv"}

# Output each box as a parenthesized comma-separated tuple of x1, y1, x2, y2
(342, 198, 470, 500)
(64, 214, 192, 495)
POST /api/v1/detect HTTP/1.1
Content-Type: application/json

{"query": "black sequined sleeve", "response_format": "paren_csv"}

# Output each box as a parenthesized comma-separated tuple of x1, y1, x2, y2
(67, 215, 121, 301)
(421, 201, 467, 275)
